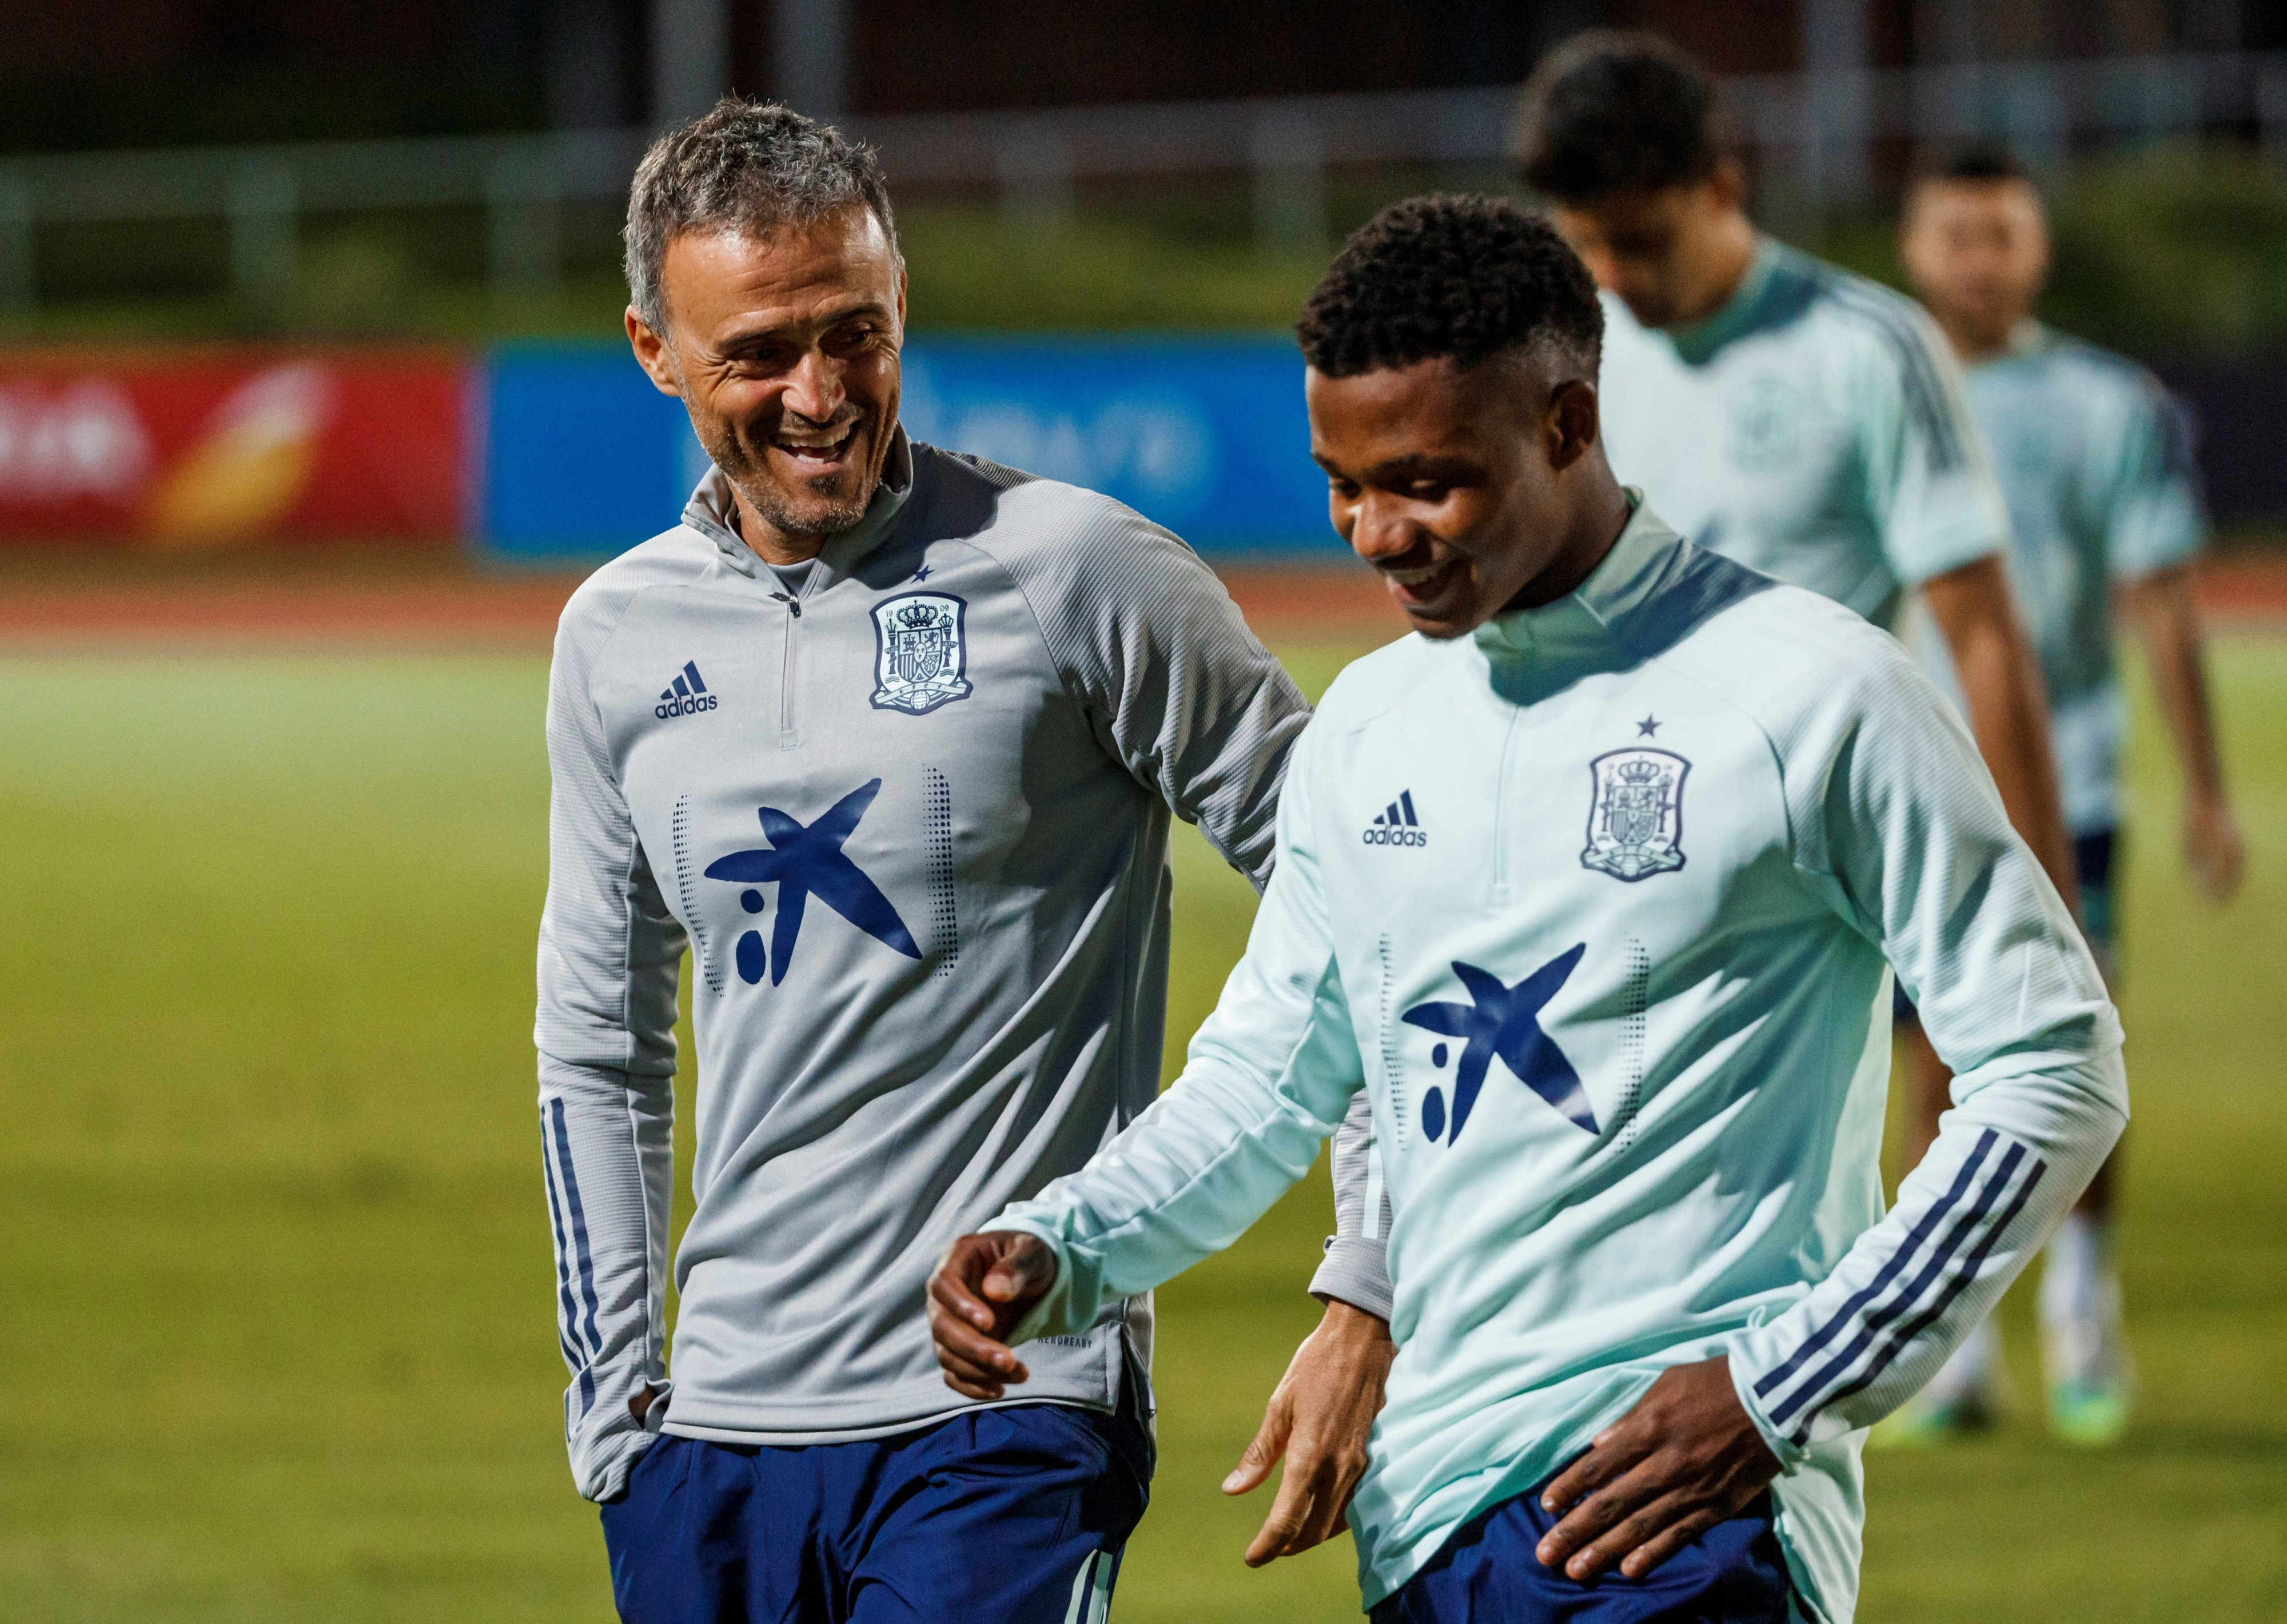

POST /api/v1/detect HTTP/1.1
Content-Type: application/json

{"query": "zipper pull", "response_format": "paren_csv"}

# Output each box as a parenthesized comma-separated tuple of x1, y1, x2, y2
(770, 592, 802, 619)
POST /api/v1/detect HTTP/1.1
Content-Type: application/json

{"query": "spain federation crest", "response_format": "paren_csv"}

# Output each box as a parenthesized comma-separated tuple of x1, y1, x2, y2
(1581, 748, 1689, 881)
(870, 592, 973, 715)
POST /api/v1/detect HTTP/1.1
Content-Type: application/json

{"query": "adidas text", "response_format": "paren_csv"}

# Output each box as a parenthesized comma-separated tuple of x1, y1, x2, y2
(1363, 789, 1428, 846)
(656, 660, 718, 720)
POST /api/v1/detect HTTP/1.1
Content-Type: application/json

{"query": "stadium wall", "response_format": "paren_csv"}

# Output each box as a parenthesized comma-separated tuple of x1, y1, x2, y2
(481, 335, 1341, 561)
(4, 341, 2282, 562)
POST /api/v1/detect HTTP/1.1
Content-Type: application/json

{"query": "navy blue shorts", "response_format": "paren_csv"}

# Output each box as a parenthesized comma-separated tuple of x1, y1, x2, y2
(1896, 825, 2117, 1026)
(600, 1395, 1152, 1624)
(1369, 1479, 1794, 1624)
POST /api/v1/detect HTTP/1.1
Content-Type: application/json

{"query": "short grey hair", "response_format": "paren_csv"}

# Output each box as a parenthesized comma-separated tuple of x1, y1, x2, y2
(624, 98, 900, 332)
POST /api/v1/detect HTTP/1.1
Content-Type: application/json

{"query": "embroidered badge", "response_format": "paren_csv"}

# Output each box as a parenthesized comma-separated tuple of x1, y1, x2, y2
(1727, 373, 1802, 474)
(1581, 748, 1689, 881)
(869, 592, 973, 715)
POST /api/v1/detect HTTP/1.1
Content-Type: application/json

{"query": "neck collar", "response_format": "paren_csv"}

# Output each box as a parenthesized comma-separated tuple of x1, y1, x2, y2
(1664, 237, 1792, 365)
(683, 424, 916, 581)
(1471, 492, 1681, 667)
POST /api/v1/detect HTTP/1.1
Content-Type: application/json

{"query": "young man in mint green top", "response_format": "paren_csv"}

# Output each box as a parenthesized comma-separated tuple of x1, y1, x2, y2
(928, 198, 2123, 1624)
(1886, 146, 2244, 1446)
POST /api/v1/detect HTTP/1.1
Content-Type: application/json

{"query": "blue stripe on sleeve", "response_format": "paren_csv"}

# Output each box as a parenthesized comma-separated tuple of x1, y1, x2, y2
(1788, 1153, 2047, 1443)
(540, 1120, 597, 1418)
(1754, 1128, 1996, 1401)
(1768, 1138, 2030, 1430)
(540, 1127, 588, 1361)
(548, 1098, 607, 1367)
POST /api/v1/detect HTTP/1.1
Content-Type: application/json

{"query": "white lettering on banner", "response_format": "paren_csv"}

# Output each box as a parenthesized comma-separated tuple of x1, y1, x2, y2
(0, 380, 154, 502)
(900, 368, 1217, 518)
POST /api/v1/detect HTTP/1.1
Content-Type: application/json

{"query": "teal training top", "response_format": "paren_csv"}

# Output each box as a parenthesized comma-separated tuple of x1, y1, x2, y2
(992, 503, 2125, 1621)
(1597, 239, 2010, 631)
(1926, 322, 2206, 833)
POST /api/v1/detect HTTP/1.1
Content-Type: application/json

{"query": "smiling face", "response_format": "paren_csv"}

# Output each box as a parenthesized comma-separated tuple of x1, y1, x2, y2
(1306, 354, 1612, 639)
(627, 205, 906, 562)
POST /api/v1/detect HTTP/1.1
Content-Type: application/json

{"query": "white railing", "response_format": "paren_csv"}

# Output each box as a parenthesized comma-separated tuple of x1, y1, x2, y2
(2, 49, 2282, 312)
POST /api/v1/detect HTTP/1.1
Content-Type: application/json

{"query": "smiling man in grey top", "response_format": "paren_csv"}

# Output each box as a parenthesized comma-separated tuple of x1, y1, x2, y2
(534, 99, 1392, 1623)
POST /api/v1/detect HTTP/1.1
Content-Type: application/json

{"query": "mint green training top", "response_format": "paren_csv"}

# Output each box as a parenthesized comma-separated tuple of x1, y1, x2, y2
(991, 504, 2125, 1621)
(1929, 322, 2206, 833)
(1598, 239, 2011, 631)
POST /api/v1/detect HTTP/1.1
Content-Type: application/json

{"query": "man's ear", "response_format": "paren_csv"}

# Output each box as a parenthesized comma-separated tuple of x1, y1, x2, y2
(896, 260, 909, 336)
(626, 307, 685, 399)
(1546, 378, 1600, 473)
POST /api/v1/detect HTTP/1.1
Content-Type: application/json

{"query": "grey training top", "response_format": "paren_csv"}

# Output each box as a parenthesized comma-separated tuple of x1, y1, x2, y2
(536, 429, 1310, 1501)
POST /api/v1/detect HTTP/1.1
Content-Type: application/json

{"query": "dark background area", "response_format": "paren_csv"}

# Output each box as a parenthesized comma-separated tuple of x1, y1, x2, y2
(7, 0, 2287, 528)
(7, 0, 2281, 151)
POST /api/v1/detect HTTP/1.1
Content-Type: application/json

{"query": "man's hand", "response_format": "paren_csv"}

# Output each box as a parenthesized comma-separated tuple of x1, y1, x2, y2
(1221, 1299, 1396, 1567)
(927, 1231, 1058, 1400)
(1534, 1356, 1779, 1583)
(2122, 567, 2241, 905)
(2183, 789, 2244, 901)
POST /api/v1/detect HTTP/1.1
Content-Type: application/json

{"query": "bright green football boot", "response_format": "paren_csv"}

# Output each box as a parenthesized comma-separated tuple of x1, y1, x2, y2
(1869, 1321, 2009, 1449)
(2047, 1375, 2132, 1446)
(2039, 1223, 2134, 1447)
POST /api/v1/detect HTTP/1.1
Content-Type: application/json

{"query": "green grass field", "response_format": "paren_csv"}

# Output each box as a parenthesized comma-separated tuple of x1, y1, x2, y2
(1, 633, 2281, 1622)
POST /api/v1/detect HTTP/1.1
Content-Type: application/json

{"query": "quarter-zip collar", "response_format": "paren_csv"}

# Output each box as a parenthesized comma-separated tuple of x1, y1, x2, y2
(1470, 491, 1684, 677)
(682, 423, 917, 586)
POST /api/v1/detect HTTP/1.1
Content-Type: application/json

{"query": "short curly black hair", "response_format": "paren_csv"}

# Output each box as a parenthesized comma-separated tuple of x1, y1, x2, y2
(1296, 194, 1603, 381)
(1513, 30, 1723, 204)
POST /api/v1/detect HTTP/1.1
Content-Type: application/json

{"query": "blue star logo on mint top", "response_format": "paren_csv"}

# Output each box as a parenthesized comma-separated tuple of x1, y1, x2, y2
(706, 779, 921, 986)
(1403, 945, 1595, 1141)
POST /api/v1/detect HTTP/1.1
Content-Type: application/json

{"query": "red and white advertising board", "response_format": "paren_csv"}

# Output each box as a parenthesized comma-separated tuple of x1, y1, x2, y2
(0, 350, 469, 548)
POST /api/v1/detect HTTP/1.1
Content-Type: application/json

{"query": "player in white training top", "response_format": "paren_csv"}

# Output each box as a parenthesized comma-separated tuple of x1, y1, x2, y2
(1886, 143, 2244, 1445)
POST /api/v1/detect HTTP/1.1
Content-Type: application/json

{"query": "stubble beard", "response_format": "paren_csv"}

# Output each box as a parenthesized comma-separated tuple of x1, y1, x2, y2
(699, 412, 879, 542)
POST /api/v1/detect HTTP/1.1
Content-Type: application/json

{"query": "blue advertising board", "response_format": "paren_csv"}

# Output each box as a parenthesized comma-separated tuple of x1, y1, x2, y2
(480, 336, 1340, 561)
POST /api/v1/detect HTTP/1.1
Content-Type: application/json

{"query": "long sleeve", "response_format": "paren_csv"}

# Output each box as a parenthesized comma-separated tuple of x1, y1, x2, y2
(997, 492, 1310, 888)
(535, 595, 684, 1502)
(991, 735, 1367, 1339)
(1310, 1091, 1394, 1320)
(1725, 642, 2127, 1461)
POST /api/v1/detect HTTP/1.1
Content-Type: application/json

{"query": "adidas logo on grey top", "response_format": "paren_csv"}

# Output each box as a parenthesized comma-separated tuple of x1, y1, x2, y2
(1364, 789, 1427, 847)
(655, 660, 718, 719)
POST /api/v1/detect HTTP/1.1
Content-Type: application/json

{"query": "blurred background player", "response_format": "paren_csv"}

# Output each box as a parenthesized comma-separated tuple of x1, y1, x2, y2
(1511, 33, 2082, 919)
(1886, 144, 2245, 1445)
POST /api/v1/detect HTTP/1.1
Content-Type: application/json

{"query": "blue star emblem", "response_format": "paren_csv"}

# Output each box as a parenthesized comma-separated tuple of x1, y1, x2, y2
(704, 779, 921, 985)
(1636, 715, 1661, 737)
(1402, 945, 1595, 1140)
(911, 564, 932, 582)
